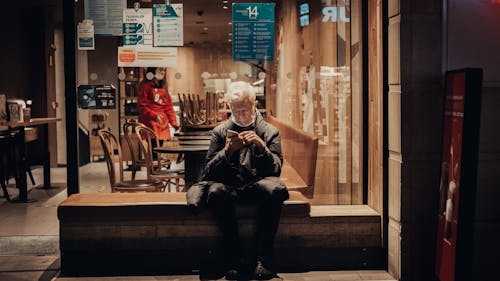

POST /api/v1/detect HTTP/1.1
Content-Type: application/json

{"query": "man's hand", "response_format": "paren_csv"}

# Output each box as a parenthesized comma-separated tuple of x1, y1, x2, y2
(239, 131, 266, 154)
(225, 134, 244, 156)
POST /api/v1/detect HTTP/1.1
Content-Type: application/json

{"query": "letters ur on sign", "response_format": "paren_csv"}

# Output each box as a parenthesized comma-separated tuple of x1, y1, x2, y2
(322, 6, 350, 23)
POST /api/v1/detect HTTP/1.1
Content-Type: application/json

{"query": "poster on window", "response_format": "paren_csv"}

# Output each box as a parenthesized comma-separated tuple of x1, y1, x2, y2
(77, 20, 95, 50)
(153, 4, 183, 47)
(78, 85, 116, 109)
(85, 0, 126, 36)
(232, 3, 275, 62)
(435, 68, 482, 281)
(123, 8, 152, 46)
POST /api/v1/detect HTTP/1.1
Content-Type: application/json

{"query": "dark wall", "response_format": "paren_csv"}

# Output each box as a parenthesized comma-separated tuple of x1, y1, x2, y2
(447, 1, 500, 280)
(0, 3, 48, 118)
(399, 0, 500, 280)
(399, 0, 443, 280)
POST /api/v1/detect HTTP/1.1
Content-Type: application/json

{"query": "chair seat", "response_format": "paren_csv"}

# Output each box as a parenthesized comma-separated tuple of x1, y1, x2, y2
(115, 179, 164, 192)
(136, 157, 171, 167)
(150, 171, 183, 179)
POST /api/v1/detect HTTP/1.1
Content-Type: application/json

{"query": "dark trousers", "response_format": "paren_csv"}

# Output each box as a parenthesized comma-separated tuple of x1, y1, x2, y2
(206, 178, 288, 266)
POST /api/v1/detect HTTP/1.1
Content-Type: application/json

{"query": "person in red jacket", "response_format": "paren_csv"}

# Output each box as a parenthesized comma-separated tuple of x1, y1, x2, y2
(138, 67, 179, 142)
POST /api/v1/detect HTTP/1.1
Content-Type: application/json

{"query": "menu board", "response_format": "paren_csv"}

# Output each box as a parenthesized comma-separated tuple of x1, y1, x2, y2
(232, 3, 275, 62)
(153, 4, 183, 47)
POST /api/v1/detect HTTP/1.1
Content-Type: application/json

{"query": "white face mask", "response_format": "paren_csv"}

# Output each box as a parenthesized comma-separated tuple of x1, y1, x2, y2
(155, 73, 165, 80)
(231, 114, 255, 128)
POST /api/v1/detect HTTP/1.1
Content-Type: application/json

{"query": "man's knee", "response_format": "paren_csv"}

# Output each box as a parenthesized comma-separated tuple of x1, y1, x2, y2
(206, 183, 231, 205)
(256, 177, 289, 202)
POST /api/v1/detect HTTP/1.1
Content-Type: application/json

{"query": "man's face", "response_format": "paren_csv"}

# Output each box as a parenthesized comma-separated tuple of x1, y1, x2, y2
(230, 97, 255, 127)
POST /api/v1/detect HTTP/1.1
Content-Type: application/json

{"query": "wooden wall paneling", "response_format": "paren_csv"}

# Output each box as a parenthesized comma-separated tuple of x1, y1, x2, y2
(321, 0, 340, 204)
(264, 59, 277, 116)
(367, 0, 384, 213)
(351, 0, 364, 204)
(335, 0, 353, 205)
(167, 47, 203, 96)
(275, 0, 301, 124)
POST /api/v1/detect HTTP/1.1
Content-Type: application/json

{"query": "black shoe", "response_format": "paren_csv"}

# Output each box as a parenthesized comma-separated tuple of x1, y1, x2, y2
(225, 268, 240, 280)
(253, 260, 277, 280)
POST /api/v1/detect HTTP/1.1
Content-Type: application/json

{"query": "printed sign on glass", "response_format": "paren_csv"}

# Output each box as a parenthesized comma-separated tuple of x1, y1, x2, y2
(84, 0, 126, 36)
(153, 4, 183, 47)
(78, 19, 95, 50)
(232, 3, 275, 62)
(123, 9, 153, 46)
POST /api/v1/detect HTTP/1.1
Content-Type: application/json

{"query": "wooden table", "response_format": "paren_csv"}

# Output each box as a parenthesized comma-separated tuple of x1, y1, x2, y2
(174, 131, 212, 137)
(154, 145, 209, 189)
(5, 118, 61, 202)
(179, 140, 211, 146)
(176, 135, 212, 141)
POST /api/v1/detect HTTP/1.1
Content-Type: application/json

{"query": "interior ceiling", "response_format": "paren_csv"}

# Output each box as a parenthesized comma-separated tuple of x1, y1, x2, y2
(137, 0, 276, 46)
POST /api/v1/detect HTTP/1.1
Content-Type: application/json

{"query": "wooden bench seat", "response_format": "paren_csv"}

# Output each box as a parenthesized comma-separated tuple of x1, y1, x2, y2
(58, 191, 382, 275)
(58, 191, 311, 221)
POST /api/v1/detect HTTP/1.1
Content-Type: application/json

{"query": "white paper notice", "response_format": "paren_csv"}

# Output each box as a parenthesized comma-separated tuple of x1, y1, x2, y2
(153, 4, 183, 47)
(78, 20, 95, 50)
(118, 45, 178, 67)
(85, 0, 126, 36)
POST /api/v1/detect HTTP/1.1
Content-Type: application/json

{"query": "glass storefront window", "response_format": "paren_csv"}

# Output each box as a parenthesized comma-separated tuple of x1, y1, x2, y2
(78, 0, 364, 205)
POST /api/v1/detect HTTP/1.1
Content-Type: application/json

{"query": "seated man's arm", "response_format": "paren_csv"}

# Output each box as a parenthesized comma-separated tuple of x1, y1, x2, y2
(251, 127, 283, 177)
(202, 127, 238, 181)
(238, 124, 283, 178)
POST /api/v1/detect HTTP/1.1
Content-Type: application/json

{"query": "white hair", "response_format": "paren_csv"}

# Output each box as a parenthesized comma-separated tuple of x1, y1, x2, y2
(227, 81, 256, 105)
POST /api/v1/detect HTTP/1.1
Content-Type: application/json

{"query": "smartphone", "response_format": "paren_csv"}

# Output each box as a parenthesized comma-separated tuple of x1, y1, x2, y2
(227, 129, 238, 137)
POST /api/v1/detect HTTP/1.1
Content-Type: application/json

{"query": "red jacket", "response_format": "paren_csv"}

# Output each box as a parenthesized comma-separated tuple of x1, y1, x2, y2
(138, 80, 179, 140)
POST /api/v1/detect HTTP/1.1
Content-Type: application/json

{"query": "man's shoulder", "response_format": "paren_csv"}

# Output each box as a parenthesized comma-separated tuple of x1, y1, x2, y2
(212, 121, 231, 135)
(256, 118, 280, 137)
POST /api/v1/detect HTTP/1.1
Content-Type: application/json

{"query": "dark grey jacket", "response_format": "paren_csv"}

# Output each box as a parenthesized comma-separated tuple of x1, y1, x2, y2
(186, 111, 286, 213)
(202, 111, 283, 184)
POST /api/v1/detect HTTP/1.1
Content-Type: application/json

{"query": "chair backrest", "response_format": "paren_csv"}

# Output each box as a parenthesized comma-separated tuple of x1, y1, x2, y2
(97, 129, 124, 191)
(122, 120, 143, 166)
(134, 125, 161, 179)
(268, 115, 319, 189)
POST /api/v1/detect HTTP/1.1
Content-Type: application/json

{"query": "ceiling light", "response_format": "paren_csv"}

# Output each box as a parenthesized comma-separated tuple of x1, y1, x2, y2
(223, 5, 228, 9)
(223, 0, 228, 3)
(228, 33, 232, 36)
(228, 39, 232, 42)
(203, 27, 208, 31)
(228, 22, 232, 25)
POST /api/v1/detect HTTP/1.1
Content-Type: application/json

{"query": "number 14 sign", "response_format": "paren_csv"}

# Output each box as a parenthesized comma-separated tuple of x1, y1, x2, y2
(232, 3, 275, 62)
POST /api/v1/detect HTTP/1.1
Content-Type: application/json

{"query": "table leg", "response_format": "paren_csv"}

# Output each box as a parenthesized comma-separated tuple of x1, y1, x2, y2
(10, 127, 36, 203)
(35, 123, 60, 190)
(183, 152, 206, 189)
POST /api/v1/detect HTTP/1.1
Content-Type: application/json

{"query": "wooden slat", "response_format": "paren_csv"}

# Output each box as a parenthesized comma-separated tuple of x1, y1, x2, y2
(368, 0, 384, 214)
(351, 0, 364, 204)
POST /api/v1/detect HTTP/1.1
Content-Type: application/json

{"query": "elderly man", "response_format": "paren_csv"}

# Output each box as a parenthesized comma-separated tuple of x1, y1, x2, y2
(201, 81, 289, 280)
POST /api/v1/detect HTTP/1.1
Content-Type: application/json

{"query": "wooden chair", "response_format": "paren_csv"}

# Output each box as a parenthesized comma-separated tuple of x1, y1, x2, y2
(122, 121, 171, 180)
(97, 129, 165, 192)
(135, 125, 184, 192)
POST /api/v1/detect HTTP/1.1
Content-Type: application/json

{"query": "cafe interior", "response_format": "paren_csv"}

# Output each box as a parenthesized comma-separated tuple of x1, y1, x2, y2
(1, 0, 499, 280)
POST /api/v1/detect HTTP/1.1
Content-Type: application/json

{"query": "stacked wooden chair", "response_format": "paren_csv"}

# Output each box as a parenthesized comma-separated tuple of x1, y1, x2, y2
(177, 92, 219, 130)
